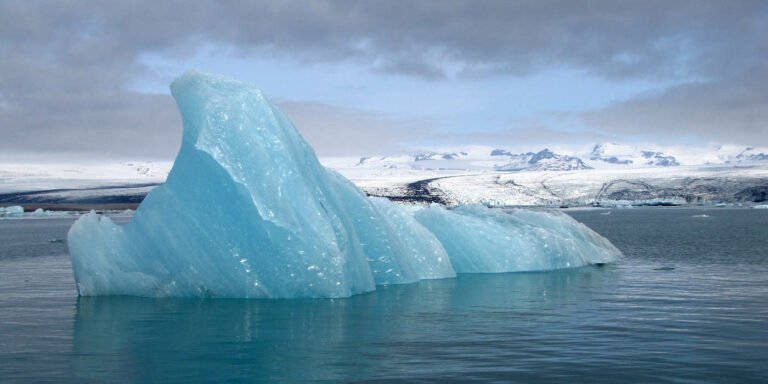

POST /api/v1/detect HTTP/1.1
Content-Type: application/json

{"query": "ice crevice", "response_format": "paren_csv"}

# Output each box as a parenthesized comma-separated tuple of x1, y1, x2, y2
(68, 71, 621, 298)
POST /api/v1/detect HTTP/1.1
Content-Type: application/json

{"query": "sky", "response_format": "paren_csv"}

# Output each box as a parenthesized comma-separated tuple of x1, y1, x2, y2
(1, 0, 766, 161)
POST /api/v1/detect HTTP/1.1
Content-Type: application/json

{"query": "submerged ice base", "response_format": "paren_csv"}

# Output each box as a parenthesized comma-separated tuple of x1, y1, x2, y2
(68, 72, 621, 298)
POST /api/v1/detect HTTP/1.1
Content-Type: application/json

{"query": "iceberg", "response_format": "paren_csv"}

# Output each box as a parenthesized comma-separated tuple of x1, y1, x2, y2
(0, 205, 24, 217)
(68, 71, 621, 298)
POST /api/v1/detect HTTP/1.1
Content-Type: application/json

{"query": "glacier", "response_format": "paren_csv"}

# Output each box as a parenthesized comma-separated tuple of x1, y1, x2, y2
(67, 71, 621, 298)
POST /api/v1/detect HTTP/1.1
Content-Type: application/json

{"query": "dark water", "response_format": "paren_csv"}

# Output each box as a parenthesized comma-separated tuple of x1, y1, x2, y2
(1, 209, 767, 383)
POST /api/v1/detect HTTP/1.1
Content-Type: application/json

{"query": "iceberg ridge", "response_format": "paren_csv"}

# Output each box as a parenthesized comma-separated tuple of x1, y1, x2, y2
(68, 71, 621, 298)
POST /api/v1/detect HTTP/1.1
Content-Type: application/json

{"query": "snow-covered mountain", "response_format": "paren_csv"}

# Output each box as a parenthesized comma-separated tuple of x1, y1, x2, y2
(493, 148, 591, 171)
(731, 147, 768, 163)
(328, 143, 768, 207)
(589, 143, 636, 165)
(414, 151, 468, 161)
(348, 143, 768, 172)
(585, 143, 768, 168)
(2, 143, 767, 208)
(589, 143, 680, 167)
(350, 147, 591, 172)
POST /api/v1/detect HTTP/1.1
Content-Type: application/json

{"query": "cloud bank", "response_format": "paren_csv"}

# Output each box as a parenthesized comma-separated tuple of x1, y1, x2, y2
(1, 0, 765, 160)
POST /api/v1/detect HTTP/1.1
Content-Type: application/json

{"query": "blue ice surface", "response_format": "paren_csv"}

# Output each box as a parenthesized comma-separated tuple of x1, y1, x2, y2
(68, 71, 621, 298)
(414, 205, 621, 273)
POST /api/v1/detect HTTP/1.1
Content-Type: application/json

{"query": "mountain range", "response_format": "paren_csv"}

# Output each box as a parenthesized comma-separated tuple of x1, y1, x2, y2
(1, 143, 767, 208)
(347, 143, 768, 172)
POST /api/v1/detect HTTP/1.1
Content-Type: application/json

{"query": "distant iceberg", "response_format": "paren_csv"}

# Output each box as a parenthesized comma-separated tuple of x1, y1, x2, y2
(0, 205, 24, 217)
(68, 71, 621, 298)
(0, 206, 80, 218)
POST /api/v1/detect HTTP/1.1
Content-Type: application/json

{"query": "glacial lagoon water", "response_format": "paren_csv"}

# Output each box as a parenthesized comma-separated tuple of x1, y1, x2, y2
(1, 208, 767, 383)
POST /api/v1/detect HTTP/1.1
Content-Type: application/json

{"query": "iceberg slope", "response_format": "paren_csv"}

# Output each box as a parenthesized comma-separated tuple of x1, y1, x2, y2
(69, 72, 454, 298)
(414, 205, 621, 273)
(68, 71, 620, 298)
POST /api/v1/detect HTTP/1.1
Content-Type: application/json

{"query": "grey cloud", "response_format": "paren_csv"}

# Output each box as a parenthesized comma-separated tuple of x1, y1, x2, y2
(4, 1, 765, 80)
(582, 65, 768, 146)
(0, 91, 181, 162)
(1, 0, 766, 161)
(278, 101, 436, 156)
(429, 126, 620, 150)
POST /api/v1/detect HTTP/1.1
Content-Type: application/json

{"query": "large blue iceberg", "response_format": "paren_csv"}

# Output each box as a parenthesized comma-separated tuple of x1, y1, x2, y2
(68, 72, 621, 298)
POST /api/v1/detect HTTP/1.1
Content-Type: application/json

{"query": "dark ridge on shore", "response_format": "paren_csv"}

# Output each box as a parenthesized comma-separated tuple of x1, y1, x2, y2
(7, 203, 140, 212)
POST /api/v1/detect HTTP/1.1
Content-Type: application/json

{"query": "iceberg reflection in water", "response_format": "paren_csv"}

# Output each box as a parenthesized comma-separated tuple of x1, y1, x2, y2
(72, 269, 611, 383)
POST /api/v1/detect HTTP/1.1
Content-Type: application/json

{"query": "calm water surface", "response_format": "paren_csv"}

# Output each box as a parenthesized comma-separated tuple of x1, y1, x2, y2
(1, 209, 767, 383)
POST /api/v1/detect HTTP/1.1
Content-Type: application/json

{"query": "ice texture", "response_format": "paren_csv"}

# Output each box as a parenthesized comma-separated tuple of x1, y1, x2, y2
(414, 205, 621, 272)
(0, 205, 24, 217)
(68, 71, 620, 298)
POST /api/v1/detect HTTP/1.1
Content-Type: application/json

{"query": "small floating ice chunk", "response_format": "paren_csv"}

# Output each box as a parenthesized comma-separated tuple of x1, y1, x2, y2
(0, 205, 24, 217)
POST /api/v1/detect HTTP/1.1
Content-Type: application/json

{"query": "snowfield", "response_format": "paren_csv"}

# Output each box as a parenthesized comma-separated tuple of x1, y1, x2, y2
(1, 143, 767, 208)
(0, 161, 170, 193)
(393, 165, 768, 207)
